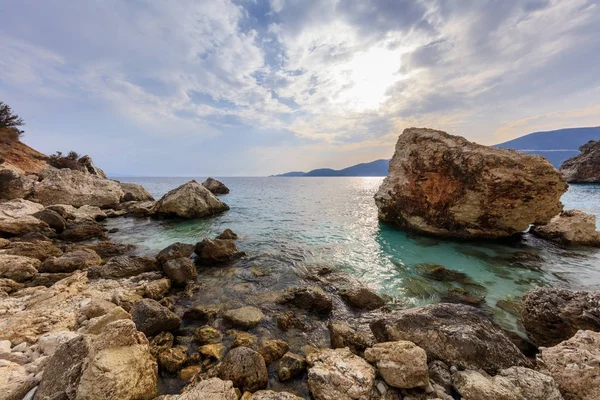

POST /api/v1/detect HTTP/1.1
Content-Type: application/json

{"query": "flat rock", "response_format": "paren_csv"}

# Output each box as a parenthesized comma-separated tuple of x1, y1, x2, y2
(0, 199, 48, 236)
(152, 180, 229, 219)
(87, 256, 159, 279)
(531, 209, 600, 247)
(0, 254, 39, 282)
(218, 346, 268, 393)
(364, 341, 429, 389)
(39, 249, 101, 273)
(1, 240, 62, 261)
(223, 306, 264, 330)
(59, 221, 107, 242)
(560, 140, 600, 183)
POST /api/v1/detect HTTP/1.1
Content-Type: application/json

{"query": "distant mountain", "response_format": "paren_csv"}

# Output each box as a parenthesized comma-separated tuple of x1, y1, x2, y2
(495, 126, 600, 168)
(272, 159, 390, 177)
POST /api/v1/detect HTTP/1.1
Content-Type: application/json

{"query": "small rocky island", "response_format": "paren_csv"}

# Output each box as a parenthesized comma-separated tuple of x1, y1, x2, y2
(560, 140, 600, 183)
(1, 126, 599, 400)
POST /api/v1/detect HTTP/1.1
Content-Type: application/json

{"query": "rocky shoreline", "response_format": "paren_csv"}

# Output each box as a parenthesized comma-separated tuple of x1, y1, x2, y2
(1, 129, 599, 400)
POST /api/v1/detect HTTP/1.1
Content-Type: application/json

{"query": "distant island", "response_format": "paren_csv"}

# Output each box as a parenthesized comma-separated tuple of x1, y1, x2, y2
(273, 126, 600, 176)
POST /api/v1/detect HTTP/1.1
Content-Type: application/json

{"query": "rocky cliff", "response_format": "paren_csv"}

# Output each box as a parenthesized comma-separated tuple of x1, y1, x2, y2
(560, 140, 600, 183)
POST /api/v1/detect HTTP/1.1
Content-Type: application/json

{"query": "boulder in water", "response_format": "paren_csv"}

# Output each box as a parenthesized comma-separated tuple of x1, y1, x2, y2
(152, 180, 229, 219)
(202, 177, 230, 195)
(375, 128, 567, 239)
(120, 182, 155, 202)
(560, 140, 600, 183)
(217, 346, 268, 393)
(194, 238, 244, 265)
(531, 209, 600, 247)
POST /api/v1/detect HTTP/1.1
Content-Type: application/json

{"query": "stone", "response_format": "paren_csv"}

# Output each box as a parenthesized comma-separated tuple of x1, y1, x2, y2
(0, 277, 22, 294)
(375, 128, 567, 239)
(156, 242, 195, 265)
(364, 341, 429, 389)
(33, 167, 124, 208)
(39, 249, 101, 273)
(521, 287, 600, 347)
(37, 331, 84, 357)
(149, 331, 174, 358)
(152, 180, 229, 219)
(119, 201, 156, 217)
(87, 255, 159, 279)
(439, 287, 485, 306)
(120, 182, 155, 202)
(0, 199, 48, 236)
(231, 331, 258, 349)
(417, 263, 468, 282)
(278, 352, 306, 382)
(307, 347, 376, 400)
(218, 346, 268, 393)
(328, 321, 373, 355)
(217, 228, 238, 240)
(59, 221, 107, 242)
(538, 330, 600, 400)
(46, 204, 107, 222)
(25, 272, 72, 288)
(158, 346, 188, 373)
(160, 378, 238, 400)
(183, 305, 219, 322)
(560, 140, 600, 183)
(0, 359, 37, 400)
(0, 340, 10, 353)
(199, 343, 227, 360)
(249, 391, 303, 400)
(0, 255, 39, 282)
(498, 367, 563, 400)
(202, 177, 230, 195)
(32, 209, 67, 233)
(143, 278, 171, 300)
(130, 298, 181, 337)
(370, 303, 529, 374)
(428, 361, 452, 394)
(259, 339, 289, 365)
(531, 209, 600, 247)
(276, 312, 310, 332)
(178, 365, 203, 382)
(195, 238, 244, 265)
(162, 257, 196, 285)
(338, 286, 385, 310)
(2, 240, 62, 261)
(0, 238, 9, 248)
(80, 298, 117, 319)
(81, 241, 135, 259)
(82, 306, 131, 335)
(223, 306, 264, 329)
(278, 286, 332, 315)
(0, 168, 35, 201)
(195, 326, 222, 345)
(78, 155, 107, 178)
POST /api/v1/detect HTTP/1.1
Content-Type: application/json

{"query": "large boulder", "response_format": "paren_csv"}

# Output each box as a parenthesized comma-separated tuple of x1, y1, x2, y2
(538, 330, 600, 400)
(364, 341, 429, 389)
(531, 210, 600, 247)
(202, 177, 230, 195)
(521, 288, 600, 347)
(560, 140, 600, 183)
(33, 209, 67, 233)
(307, 347, 376, 400)
(217, 346, 268, 393)
(0, 254, 39, 282)
(375, 128, 567, 239)
(33, 167, 124, 208)
(195, 238, 244, 265)
(0, 199, 48, 236)
(370, 303, 529, 374)
(130, 298, 181, 337)
(152, 180, 229, 219)
(0, 168, 35, 201)
(120, 183, 155, 202)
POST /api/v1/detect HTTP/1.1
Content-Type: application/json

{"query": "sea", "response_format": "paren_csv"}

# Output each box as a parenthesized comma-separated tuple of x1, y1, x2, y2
(106, 177, 600, 332)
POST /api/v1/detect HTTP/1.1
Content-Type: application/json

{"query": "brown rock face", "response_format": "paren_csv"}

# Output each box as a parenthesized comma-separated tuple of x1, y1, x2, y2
(531, 209, 600, 247)
(560, 140, 600, 183)
(375, 128, 567, 239)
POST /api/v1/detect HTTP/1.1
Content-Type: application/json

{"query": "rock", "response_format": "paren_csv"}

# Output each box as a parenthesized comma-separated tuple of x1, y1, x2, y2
(278, 352, 306, 382)
(33, 167, 124, 208)
(521, 287, 600, 347)
(202, 177, 230, 195)
(531, 210, 600, 247)
(0, 340, 10, 353)
(60, 221, 107, 241)
(364, 341, 429, 389)
(218, 346, 268, 393)
(120, 183, 155, 202)
(0, 278, 22, 294)
(35, 320, 157, 400)
(0, 199, 48, 236)
(78, 155, 107, 178)
(439, 287, 485, 306)
(32, 209, 67, 233)
(152, 180, 229, 219)
(249, 391, 303, 400)
(199, 343, 226, 360)
(278, 286, 333, 315)
(560, 140, 600, 183)
(130, 299, 181, 337)
(0, 359, 37, 400)
(498, 367, 563, 400)
(0, 168, 35, 201)
(276, 311, 310, 332)
(158, 346, 187, 373)
(259, 339, 289, 365)
(88, 256, 159, 279)
(162, 257, 196, 286)
(143, 278, 171, 300)
(370, 303, 529, 374)
(119, 200, 156, 217)
(178, 365, 203, 382)
(217, 229, 238, 240)
(538, 330, 600, 400)
(338, 286, 385, 310)
(25, 272, 72, 288)
(82, 306, 131, 335)
(375, 128, 567, 239)
(149, 332, 174, 358)
(307, 347, 376, 400)
(2, 240, 62, 261)
(156, 242, 195, 265)
(39, 249, 101, 273)
(0, 255, 39, 282)
(0, 238, 9, 248)
(195, 238, 244, 265)
(183, 305, 219, 322)
(80, 298, 117, 319)
(231, 331, 258, 349)
(328, 321, 373, 355)
(46, 204, 107, 222)
(417, 263, 468, 282)
(160, 378, 238, 400)
(428, 361, 452, 394)
(195, 326, 222, 345)
(223, 306, 264, 330)
(80, 241, 135, 259)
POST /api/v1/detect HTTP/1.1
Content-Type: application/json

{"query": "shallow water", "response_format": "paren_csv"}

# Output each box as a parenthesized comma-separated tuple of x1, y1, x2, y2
(107, 177, 600, 332)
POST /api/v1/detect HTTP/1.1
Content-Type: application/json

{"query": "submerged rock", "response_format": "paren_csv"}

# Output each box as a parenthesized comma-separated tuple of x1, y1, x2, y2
(152, 180, 229, 219)
(202, 177, 230, 195)
(223, 306, 264, 330)
(560, 140, 600, 183)
(364, 341, 429, 389)
(218, 346, 268, 393)
(375, 128, 567, 239)
(521, 287, 600, 347)
(278, 286, 333, 315)
(531, 210, 600, 247)
(120, 182, 155, 202)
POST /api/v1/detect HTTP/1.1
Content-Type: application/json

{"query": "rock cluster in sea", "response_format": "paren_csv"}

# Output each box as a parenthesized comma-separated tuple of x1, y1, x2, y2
(560, 140, 600, 183)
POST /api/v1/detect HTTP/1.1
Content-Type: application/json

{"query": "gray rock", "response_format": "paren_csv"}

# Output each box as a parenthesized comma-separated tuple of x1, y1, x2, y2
(152, 180, 229, 219)
(120, 183, 154, 202)
(218, 346, 268, 393)
(202, 177, 230, 195)
(156, 242, 195, 265)
(88, 256, 159, 279)
(162, 257, 196, 286)
(130, 298, 181, 337)
(223, 306, 264, 330)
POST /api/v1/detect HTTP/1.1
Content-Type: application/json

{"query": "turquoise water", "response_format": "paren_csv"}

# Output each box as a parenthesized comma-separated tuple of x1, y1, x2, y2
(107, 177, 600, 330)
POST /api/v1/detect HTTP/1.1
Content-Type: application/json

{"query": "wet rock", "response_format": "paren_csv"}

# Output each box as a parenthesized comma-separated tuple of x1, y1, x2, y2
(88, 255, 159, 279)
(428, 360, 452, 394)
(178, 365, 203, 382)
(199, 343, 227, 360)
(560, 139, 600, 183)
(152, 180, 229, 219)
(259, 339, 289, 365)
(365, 341, 429, 389)
(39, 249, 101, 273)
(231, 331, 258, 349)
(162, 257, 196, 286)
(217, 228, 238, 240)
(338, 286, 385, 310)
(375, 128, 567, 239)
(195, 325, 222, 345)
(307, 347, 376, 400)
(195, 238, 244, 265)
(531, 209, 600, 247)
(538, 330, 600, 400)
(60, 221, 107, 242)
(278, 286, 332, 315)
(183, 305, 219, 322)
(417, 263, 468, 282)
(223, 306, 264, 330)
(521, 287, 600, 347)
(32, 209, 67, 233)
(81, 241, 135, 259)
(328, 321, 373, 355)
(276, 311, 311, 332)
(143, 278, 171, 300)
(439, 287, 485, 306)
(2, 240, 62, 261)
(160, 378, 238, 400)
(0, 255, 39, 282)
(0, 359, 37, 400)
(278, 352, 306, 382)
(0, 199, 48, 236)
(202, 177, 230, 195)
(149, 332, 174, 358)
(120, 182, 154, 202)
(158, 346, 188, 373)
(370, 303, 529, 374)
(156, 242, 195, 265)
(130, 298, 181, 337)
(218, 346, 268, 393)
(248, 391, 303, 400)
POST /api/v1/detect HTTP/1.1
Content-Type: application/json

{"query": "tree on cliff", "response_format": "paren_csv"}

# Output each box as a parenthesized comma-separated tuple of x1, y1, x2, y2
(0, 101, 25, 132)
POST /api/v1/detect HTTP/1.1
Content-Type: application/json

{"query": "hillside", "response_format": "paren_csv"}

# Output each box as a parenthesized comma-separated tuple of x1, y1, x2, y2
(0, 128, 50, 174)
(272, 159, 390, 177)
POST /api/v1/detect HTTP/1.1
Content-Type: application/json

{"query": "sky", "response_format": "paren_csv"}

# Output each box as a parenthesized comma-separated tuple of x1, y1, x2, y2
(1, 0, 599, 176)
